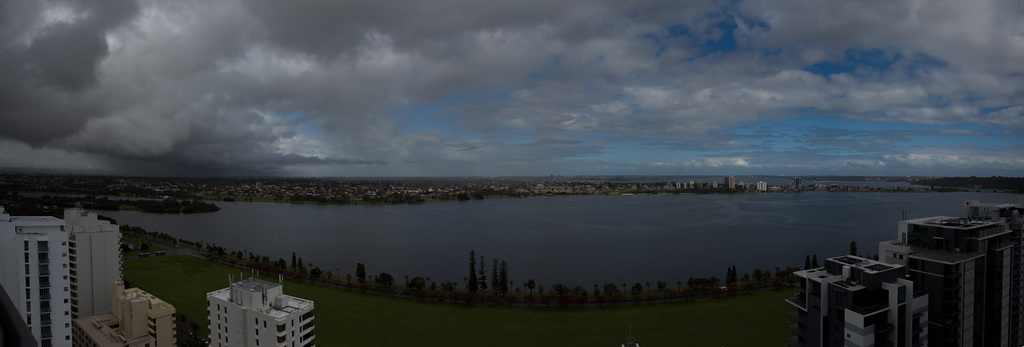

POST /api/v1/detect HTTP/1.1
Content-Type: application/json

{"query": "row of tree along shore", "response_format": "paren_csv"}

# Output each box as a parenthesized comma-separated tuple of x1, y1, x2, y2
(0, 191, 220, 215)
(8, 172, 1020, 209)
(122, 225, 808, 308)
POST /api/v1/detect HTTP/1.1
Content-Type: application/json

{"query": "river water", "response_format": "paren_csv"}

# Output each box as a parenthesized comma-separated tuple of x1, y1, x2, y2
(98, 191, 1021, 288)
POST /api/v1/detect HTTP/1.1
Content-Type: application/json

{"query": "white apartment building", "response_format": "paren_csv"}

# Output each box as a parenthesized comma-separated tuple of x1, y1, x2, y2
(0, 206, 73, 347)
(64, 208, 120, 318)
(756, 181, 767, 192)
(208, 276, 315, 347)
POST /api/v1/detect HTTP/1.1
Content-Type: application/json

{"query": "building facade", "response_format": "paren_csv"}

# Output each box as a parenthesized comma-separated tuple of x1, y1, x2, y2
(787, 255, 929, 347)
(879, 200, 1022, 346)
(0, 206, 73, 347)
(71, 281, 176, 347)
(207, 276, 315, 347)
(64, 208, 120, 318)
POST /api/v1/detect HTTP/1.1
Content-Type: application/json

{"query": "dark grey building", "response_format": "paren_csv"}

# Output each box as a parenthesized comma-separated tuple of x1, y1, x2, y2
(787, 255, 929, 347)
(880, 199, 1023, 346)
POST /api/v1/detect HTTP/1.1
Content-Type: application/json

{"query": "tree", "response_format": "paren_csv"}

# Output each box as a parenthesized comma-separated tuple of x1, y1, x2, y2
(804, 255, 811, 270)
(356, 263, 366, 282)
(657, 280, 667, 298)
(752, 268, 763, 286)
(850, 240, 858, 256)
(376, 272, 394, 287)
(468, 250, 478, 292)
(631, 282, 644, 298)
(291, 252, 297, 270)
(811, 254, 819, 268)
(478, 256, 488, 291)
(409, 276, 426, 292)
(498, 261, 509, 296)
(526, 279, 535, 294)
(491, 259, 499, 291)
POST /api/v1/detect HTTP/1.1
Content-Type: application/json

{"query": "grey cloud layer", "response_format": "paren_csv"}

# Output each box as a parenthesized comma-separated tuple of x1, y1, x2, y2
(0, 0, 1020, 176)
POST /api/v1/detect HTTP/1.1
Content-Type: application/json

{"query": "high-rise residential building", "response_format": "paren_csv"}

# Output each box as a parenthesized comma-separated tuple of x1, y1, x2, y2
(0, 206, 73, 347)
(63, 208, 120, 318)
(756, 181, 767, 192)
(787, 255, 929, 347)
(794, 177, 802, 190)
(71, 281, 176, 347)
(726, 176, 736, 189)
(879, 199, 1023, 346)
(207, 276, 315, 347)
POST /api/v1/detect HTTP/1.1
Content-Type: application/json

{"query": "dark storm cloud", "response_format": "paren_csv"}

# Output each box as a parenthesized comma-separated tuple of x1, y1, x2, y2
(0, 0, 137, 144)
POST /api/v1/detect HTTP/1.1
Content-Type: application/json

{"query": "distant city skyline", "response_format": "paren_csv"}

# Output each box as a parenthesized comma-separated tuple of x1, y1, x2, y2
(1, 1, 1022, 177)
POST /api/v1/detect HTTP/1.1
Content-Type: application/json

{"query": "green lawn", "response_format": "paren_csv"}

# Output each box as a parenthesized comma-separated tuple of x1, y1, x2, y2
(124, 255, 795, 346)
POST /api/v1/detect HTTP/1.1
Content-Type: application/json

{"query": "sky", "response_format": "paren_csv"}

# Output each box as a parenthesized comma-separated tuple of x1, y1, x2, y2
(1, 0, 1022, 177)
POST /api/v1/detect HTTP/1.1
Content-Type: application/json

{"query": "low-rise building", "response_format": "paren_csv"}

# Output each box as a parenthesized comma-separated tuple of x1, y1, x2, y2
(207, 276, 314, 347)
(71, 281, 176, 347)
(787, 255, 928, 347)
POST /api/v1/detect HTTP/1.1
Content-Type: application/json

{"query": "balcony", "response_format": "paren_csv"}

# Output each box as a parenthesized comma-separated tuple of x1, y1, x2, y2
(785, 294, 807, 310)
(849, 302, 888, 315)
(787, 323, 807, 336)
(786, 311, 807, 324)
(875, 323, 894, 334)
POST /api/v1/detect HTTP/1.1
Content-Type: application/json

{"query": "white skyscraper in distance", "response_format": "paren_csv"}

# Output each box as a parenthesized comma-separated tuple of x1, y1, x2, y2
(208, 276, 315, 347)
(0, 206, 73, 347)
(64, 208, 120, 318)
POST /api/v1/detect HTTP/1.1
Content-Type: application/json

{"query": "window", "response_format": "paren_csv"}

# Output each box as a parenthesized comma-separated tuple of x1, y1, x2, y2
(25, 241, 29, 251)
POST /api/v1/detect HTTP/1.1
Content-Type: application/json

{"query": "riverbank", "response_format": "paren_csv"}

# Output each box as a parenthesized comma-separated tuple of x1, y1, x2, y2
(124, 254, 794, 345)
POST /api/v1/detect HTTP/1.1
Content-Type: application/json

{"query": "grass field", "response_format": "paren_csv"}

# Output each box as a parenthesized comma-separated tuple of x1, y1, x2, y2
(124, 255, 795, 346)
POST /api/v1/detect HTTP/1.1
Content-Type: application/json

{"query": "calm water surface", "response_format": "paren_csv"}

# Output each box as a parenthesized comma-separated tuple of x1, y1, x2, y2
(100, 192, 1021, 287)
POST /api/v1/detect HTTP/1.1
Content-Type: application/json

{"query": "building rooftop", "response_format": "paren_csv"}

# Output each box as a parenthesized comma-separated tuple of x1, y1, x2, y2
(831, 255, 896, 274)
(906, 216, 1002, 230)
(208, 277, 313, 320)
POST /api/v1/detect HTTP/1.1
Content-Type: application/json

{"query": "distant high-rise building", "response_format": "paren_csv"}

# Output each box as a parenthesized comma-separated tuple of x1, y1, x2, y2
(0, 206, 73, 347)
(794, 177, 802, 190)
(787, 255, 929, 347)
(63, 208, 120, 318)
(726, 176, 736, 189)
(756, 181, 767, 192)
(879, 200, 1023, 346)
(71, 281, 176, 347)
(207, 276, 315, 347)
